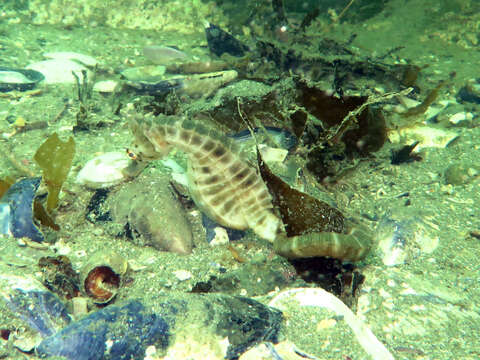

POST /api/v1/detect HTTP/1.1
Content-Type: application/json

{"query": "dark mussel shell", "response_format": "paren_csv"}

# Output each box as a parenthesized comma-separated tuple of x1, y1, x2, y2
(36, 300, 169, 360)
(125, 77, 184, 95)
(0, 177, 44, 242)
(204, 22, 249, 57)
(0, 66, 44, 92)
(217, 295, 283, 359)
(5, 289, 71, 337)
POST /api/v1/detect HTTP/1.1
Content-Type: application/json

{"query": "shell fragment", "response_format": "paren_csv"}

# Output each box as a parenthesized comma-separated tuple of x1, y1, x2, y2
(388, 125, 458, 150)
(76, 152, 132, 189)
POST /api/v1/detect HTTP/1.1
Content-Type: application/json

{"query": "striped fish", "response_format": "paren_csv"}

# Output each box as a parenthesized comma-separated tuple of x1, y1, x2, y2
(126, 109, 372, 261)
(128, 110, 282, 242)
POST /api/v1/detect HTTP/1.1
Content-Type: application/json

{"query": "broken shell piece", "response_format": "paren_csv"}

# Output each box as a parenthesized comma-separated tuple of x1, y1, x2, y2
(376, 218, 409, 266)
(76, 152, 132, 189)
(143, 45, 187, 65)
(26, 59, 91, 84)
(258, 144, 288, 163)
(120, 65, 166, 81)
(447, 111, 473, 125)
(388, 125, 458, 150)
(43, 52, 98, 67)
(269, 288, 394, 360)
(0, 272, 71, 340)
(79, 251, 128, 304)
(93, 80, 118, 93)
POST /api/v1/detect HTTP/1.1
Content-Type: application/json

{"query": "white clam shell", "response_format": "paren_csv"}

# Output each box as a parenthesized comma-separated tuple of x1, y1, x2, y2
(76, 151, 131, 189)
(388, 124, 458, 150)
(26, 59, 90, 84)
(43, 51, 98, 67)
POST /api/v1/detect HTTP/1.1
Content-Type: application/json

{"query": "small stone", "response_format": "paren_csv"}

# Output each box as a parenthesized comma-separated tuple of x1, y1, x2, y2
(72, 296, 89, 318)
(210, 227, 229, 246)
(93, 80, 118, 93)
(445, 163, 475, 185)
(173, 270, 192, 281)
(448, 111, 473, 125)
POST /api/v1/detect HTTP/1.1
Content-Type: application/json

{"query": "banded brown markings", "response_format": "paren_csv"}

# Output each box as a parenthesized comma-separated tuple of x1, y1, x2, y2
(129, 112, 283, 242)
(179, 128, 192, 143)
(144, 127, 172, 157)
(201, 139, 216, 152)
(190, 133, 203, 146)
(165, 125, 177, 137)
(273, 221, 372, 261)
(128, 111, 372, 260)
(187, 143, 278, 238)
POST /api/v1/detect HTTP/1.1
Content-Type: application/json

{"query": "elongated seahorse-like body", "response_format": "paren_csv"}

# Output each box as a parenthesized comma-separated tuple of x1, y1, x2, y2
(126, 109, 372, 261)
(128, 110, 282, 242)
(274, 220, 372, 262)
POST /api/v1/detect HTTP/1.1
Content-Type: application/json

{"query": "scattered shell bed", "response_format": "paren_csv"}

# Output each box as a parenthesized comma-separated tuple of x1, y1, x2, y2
(2, 1, 480, 359)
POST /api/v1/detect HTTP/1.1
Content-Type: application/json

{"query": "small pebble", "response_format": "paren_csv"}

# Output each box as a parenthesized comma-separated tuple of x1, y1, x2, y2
(448, 112, 473, 125)
(72, 297, 89, 318)
(210, 227, 229, 246)
(173, 270, 192, 281)
(17, 238, 27, 247)
(445, 163, 478, 185)
(93, 80, 118, 93)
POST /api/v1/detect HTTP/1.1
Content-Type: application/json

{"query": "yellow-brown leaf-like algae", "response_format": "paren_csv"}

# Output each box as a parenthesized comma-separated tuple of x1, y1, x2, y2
(0, 177, 15, 198)
(34, 133, 75, 212)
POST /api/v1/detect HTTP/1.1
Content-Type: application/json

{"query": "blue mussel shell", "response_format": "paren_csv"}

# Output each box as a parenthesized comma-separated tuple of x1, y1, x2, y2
(36, 300, 169, 360)
(0, 177, 44, 242)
